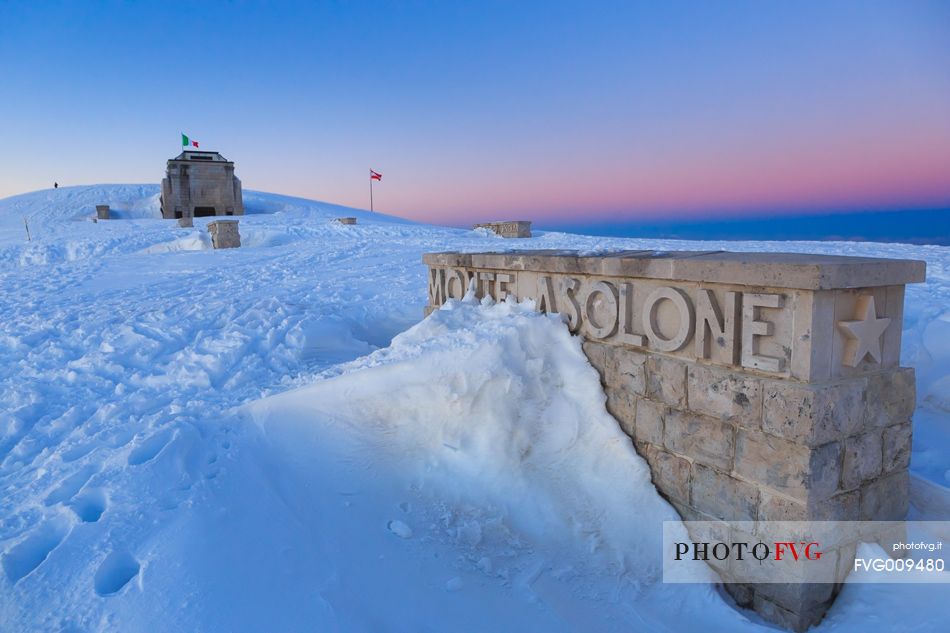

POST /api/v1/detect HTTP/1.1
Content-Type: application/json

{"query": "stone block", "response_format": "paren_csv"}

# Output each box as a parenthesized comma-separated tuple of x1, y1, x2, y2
(834, 541, 859, 581)
(690, 463, 758, 521)
(754, 578, 837, 610)
(762, 380, 864, 446)
(664, 409, 735, 471)
(605, 389, 637, 437)
(756, 493, 808, 523)
(609, 348, 647, 396)
(882, 422, 913, 474)
(724, 583, 754, 608)
(668, 499, 712, 525)
(734, 429, 840, 501)
(473, 220, 532, 238)
(753, 590, 834, 632)
(645, 356, 687, 407)
(335, 217, 357, 225)
(644, 445, 690, 504)
(631, 397, 664, 445)
(581, 340, 610, 380)
(758, 490, 859, 522)
(96, 205, 110, 220)
(883, 286, 906, 367)
(177, 216, 193, 228)
(790, 289, 835, 382)
(860, 470, 909, 521)
(841, 431, 883, 490)
(865, 368, 915, 427)
(687, 364, 762, 425)
(208, 220, 241, 249)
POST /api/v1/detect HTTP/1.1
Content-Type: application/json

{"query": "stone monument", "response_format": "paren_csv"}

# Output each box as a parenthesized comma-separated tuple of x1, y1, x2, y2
(473, 221, 532, 238)
(161, 150, 244, 220)
(208, 219, 241, 249)
(423, 249, 925, 631)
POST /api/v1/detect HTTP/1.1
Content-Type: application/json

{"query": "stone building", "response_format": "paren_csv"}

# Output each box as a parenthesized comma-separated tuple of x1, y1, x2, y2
(160, 150, 244, 220)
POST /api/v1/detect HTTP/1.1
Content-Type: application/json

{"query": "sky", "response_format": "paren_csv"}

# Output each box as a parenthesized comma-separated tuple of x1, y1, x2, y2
(0, 0, 948, 230)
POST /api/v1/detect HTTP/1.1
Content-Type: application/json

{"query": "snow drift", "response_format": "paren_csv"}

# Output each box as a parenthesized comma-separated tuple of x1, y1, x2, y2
(231, 296, 746, 632)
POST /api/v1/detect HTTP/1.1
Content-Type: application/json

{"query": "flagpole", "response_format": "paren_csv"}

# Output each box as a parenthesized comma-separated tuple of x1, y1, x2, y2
(369, 169, 374, 212)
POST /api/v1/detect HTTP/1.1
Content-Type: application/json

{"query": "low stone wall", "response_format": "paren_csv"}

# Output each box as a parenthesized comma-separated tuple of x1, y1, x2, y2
(423, 249, 925, 631)
(473, 220, 531, 238)
(208, 219, 241, 249)
(335, 217, 357, 225)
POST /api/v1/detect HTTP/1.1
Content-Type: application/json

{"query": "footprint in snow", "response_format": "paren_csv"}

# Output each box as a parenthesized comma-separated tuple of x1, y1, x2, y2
(127, 429, 174, 466)
(387, 520, 413, 539)
(60, 442, 96, 463)
(1, 517, 70, 583)
(43, 464, 99, 506)
(94, 550, 140, 596)
(69, 488, 107, 523)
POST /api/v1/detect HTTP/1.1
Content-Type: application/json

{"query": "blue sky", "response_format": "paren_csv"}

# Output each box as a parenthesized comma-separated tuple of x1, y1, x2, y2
(1, 1, 948, 229)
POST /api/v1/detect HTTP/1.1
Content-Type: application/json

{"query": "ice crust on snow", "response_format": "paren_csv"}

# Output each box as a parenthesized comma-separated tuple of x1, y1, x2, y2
(1, 185, 949, 632)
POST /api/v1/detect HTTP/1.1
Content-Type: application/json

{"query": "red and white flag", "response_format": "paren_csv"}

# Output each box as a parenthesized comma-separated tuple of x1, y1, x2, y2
(370, 169, 382, 181)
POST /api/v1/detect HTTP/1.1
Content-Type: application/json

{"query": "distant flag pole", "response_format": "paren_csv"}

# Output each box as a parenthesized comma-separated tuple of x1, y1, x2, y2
(369, 169, 382, 212)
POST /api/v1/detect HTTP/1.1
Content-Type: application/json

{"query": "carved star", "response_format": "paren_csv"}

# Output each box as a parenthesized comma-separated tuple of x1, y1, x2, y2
(837, 296, 891, 367)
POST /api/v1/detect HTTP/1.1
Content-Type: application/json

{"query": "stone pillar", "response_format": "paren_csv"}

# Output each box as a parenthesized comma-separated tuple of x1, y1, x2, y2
(96, 205, 110, 220)
(423, 250, 925, 631)
(177, 216, 193, 228)
(208, 219, 241, 249)
(473, 220, 532, 238)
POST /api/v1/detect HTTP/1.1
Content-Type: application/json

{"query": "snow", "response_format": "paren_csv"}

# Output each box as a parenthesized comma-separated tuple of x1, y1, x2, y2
(1, 185, 948, 632)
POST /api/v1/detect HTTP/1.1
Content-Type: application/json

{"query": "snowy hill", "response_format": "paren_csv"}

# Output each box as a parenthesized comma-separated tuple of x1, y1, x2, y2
(1, 185, 949, 632)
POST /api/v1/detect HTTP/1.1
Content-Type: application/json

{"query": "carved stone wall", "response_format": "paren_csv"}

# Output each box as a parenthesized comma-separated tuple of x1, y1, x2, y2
(423, 250, 925, 631)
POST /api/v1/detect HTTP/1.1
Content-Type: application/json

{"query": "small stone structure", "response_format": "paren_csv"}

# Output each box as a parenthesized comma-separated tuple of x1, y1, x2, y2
(161, 150, 244, 220)
(424, 249, 925, 631)
(336, 217, 357, 225)
(208, 219, 241, 249)
(473, 221, 531, 238)
(96, 205, 110, 220)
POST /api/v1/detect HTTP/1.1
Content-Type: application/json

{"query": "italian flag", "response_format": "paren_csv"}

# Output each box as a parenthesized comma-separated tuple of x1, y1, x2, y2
(181, 133, 199, 148)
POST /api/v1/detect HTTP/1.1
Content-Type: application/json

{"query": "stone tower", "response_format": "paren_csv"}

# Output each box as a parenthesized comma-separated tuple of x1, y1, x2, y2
(160, 150, 244, 220)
